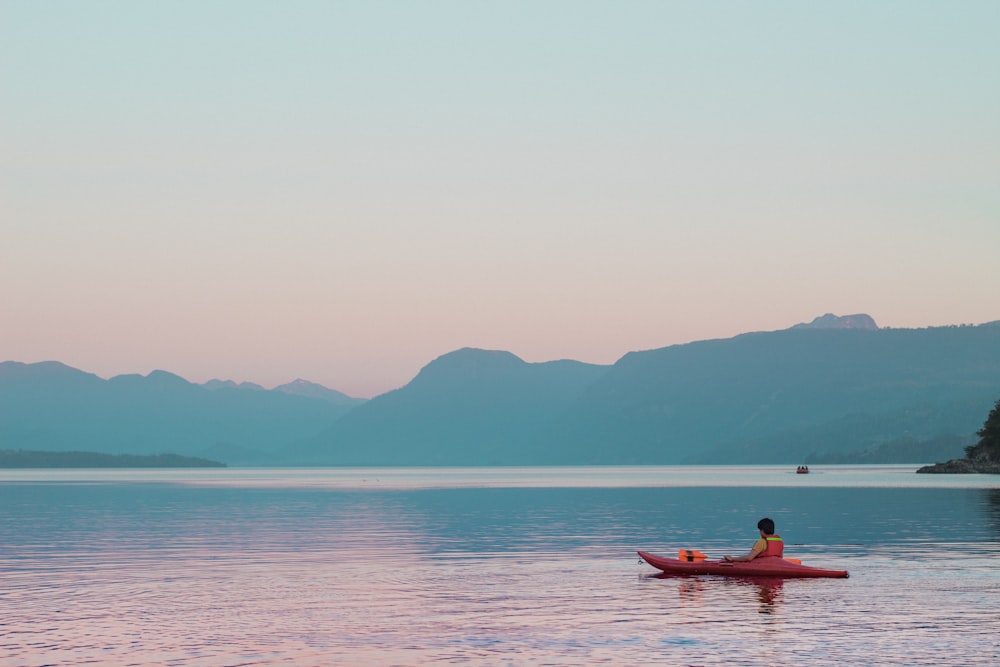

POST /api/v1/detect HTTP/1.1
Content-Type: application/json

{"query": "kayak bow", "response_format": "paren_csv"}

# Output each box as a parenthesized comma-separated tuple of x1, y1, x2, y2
(638, 550, 849, 579)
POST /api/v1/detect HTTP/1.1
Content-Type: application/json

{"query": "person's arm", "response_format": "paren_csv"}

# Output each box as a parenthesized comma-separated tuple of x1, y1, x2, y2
(723, 538, 766, 562)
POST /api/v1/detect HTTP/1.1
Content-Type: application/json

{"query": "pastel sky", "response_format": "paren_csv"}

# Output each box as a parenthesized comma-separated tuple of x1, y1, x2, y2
(2, 1, 998, 398)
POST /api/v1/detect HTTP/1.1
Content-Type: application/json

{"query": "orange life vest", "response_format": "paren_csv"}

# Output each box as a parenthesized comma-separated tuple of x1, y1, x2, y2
(760, 534, 784, 558)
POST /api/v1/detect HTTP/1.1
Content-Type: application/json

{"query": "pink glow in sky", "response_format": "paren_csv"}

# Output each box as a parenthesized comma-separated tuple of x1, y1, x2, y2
(2, 2, 999, 397)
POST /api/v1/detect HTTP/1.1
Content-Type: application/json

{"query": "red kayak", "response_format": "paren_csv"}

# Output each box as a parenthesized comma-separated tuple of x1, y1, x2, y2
(638, 550, 849, 579)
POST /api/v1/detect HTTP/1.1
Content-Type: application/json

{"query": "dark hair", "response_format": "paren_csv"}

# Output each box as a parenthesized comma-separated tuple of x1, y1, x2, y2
(757, 517, 776, 535)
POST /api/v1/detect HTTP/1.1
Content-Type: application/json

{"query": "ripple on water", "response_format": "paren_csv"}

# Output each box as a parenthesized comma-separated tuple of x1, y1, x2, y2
(2, 477, 1000, 665)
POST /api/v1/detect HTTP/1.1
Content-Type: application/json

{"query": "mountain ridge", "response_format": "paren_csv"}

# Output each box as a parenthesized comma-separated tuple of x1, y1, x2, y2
(288, 348, 611, 465)
(0, 361, 362, 464)
(293, 317, 1000, 465)
(4, 314, 999, 466)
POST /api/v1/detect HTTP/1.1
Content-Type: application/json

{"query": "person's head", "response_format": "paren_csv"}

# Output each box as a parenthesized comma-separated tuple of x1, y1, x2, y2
(757, 517, 775, 535)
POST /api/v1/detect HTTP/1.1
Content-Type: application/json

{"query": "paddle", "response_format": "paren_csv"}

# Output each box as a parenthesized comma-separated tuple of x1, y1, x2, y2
(680, 548, 801, 565)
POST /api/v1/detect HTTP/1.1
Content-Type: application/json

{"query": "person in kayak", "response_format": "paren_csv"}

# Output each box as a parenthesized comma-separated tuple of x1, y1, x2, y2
(722, 517, 783, 562)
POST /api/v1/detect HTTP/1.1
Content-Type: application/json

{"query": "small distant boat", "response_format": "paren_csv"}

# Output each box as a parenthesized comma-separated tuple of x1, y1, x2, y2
(796, 465, 810, 474)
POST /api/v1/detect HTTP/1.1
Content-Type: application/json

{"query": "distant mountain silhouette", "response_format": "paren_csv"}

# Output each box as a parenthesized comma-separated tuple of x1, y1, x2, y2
(552, 321, 1000, 464)
(293, 317, 1000, 465)
(199, 377, 364, 407)
(271, 379, 366, 407)
(4, 315, 1000, 466)
(0, 362, 362, 465)
(203, 379, 267, 391)
(791, 313, 879, 330)
(288, 348, 610, 465)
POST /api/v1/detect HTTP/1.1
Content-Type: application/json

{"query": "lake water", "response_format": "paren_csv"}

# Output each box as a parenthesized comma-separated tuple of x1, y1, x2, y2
(2, 466, 999, 666)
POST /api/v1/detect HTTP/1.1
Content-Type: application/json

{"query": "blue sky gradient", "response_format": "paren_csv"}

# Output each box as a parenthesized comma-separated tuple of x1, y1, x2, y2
(2, 1, 998, 396)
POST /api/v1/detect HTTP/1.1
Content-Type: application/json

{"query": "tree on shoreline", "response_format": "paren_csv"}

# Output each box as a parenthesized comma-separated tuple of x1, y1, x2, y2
(965, 398, 1000, 461)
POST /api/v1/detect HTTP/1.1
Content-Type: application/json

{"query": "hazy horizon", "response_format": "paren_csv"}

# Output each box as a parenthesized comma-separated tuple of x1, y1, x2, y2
(3, 2, 998, 398)
(5, 313, 998, 399)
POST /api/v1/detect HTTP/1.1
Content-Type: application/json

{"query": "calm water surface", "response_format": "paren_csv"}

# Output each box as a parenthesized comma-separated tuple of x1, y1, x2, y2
(2, 466, 999, 666)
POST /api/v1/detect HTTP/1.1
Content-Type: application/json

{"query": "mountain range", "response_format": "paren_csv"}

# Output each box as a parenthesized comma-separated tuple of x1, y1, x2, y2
(3, 314, 999, 466)
(0, 362, 363, 465)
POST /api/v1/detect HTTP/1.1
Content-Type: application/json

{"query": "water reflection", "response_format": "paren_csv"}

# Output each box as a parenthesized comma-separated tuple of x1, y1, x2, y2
(3, 473, 1000, 666)
(649, 573, 785, 614)
(744, 577, 785, 612)
(982, 488, 1000, 538)
(379, 485, 1000, 559)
